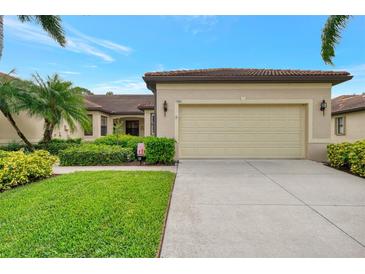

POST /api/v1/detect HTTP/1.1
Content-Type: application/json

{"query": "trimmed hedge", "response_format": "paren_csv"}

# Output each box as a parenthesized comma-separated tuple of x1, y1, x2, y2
(59, 144, 135, 166)
(348, 141, 365, 177)
(0, 150, 57, 192)
(95, 134, 176, 164)
(36, 138, 82, 155)
(95, 134, 143, 156)
(0, 141, 29, 152)
(144, 136, 175, 165)
(327, 142, 353, 168)
(327, 140, 365, 177)
(0, 139, 82, 155)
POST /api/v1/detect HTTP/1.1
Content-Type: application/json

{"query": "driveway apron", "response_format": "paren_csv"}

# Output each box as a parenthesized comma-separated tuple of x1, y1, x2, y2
(160, 160, 365, 257)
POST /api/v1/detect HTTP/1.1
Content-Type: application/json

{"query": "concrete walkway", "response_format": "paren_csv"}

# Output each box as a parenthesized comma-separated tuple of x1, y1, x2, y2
(53, 165, 176, 174)
(161, 160, 365, 257)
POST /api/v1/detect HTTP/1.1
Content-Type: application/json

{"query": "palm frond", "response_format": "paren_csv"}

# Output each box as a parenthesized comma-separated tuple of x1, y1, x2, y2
(321, 15, 351, 65)
(17, 15, 66, 47)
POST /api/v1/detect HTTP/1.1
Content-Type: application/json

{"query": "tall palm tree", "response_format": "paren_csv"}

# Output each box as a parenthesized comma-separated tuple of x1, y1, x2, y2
(0, 71, 35, 150)
(0, 15, 66, 59)
(28, 74, 91, 143)
(321, 15, 352, 65)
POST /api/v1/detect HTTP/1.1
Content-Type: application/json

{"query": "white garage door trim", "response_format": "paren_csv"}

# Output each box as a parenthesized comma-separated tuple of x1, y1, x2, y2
(175, 99, 313, 159)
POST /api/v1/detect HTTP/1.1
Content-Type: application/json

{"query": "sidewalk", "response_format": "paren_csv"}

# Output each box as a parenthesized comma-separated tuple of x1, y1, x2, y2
(53, 165, 177, 174)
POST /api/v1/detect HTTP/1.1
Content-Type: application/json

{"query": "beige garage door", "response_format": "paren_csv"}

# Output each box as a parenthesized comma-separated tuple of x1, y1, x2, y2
(178, 104, 306, 158)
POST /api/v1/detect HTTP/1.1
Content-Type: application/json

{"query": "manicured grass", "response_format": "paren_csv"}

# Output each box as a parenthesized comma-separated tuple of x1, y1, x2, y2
(0, 171, 175, 258)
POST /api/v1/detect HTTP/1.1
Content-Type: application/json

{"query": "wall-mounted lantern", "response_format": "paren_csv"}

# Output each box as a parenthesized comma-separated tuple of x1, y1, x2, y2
(163, 100, 168, 116)
(320, 99, 327, 116)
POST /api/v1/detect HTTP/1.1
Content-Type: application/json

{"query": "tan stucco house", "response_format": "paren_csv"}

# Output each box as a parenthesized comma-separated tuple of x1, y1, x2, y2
(143, 68, 352, 162)
(0, 94, 154, 143)
(1, 68, 352, 162)
(331, 94, 365, 143)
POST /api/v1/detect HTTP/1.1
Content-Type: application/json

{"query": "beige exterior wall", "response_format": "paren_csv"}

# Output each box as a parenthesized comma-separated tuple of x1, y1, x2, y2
(0, 110, 146, 144)
(155, 82, 332, 162)
(0, 112, 45, 144)
(331, 111, 365, 143)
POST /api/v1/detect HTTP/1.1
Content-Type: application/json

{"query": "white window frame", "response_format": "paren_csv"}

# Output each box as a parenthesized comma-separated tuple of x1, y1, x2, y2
(335, 116, 346, 136)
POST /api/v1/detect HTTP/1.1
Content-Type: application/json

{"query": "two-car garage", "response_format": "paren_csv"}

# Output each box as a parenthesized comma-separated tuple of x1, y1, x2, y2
(178, 104, 306, 159)
(143, 68, 353, 161)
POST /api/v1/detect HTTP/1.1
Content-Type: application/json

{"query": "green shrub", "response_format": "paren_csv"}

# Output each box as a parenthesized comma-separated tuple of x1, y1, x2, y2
(59, 144, 135, 166)
(327, 142, 353, 168)
(95, 134, 143, 156)
(348, 140, 365, 177)
(36, 138, 82, 155)
(95, 134, 176, 165)
(0, 141, 29, 152)
(144, 136, 175, 165)
(0, 150, 57, 191)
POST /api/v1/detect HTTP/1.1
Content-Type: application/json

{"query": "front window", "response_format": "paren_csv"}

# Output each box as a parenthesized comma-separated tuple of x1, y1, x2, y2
(150, 113, 156, 136)
(101, 116, 108, 136)
(335, 116, 345, 135)
(84, 114, 93, 136)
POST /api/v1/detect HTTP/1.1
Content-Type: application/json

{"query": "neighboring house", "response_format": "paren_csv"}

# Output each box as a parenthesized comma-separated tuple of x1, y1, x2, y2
(331, 94, 365, 143)
(1, 68, 353, 162)
(0, 94, 154, 143)
(143, 68, 352, 162)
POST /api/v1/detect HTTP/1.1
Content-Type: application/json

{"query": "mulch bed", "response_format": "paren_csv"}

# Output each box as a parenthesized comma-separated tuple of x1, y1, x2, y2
(324, 163, 364, 179)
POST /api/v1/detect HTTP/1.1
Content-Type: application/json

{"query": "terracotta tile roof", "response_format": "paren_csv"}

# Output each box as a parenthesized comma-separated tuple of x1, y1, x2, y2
(137, 103, 155, 110)
(143, 68, 352, 91)
(84, 94, 154, 115)
(145, 68, 351, 77)
(332, 94, 365, 115)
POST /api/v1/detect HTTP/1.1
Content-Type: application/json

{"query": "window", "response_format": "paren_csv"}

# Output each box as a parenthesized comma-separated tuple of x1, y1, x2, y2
(126, 120, 139, 136)
(101, 116, 108, 136)
(150, 113, 156, 136)
(335, 116, 346, 135)
(84, 114, 93, 136)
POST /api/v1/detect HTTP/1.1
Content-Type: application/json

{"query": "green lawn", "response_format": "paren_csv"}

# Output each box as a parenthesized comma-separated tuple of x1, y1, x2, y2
(0, 171, 175, 258)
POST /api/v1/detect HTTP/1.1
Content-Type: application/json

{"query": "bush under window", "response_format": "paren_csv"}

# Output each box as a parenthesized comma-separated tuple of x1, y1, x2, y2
(36, 138, 82, 155)
(95, 135, 143, 156)
(327, 140, 365, 177)
(59, 144, 135, 166)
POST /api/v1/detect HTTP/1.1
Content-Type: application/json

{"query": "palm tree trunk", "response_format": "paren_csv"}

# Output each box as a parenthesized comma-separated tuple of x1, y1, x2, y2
(0, 15, 4, 59)
(42, 120, 54, 143)
(1, 109, 34, 151)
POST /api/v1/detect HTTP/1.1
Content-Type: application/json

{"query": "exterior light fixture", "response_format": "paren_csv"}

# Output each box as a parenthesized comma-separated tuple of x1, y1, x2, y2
(163, 100, 168, 116)
(320, 99, 327, 116)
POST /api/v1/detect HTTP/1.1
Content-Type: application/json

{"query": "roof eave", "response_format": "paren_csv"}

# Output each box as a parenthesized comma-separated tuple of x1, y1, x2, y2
(332, 106, 365, 115)
(143, 75, 353, 90)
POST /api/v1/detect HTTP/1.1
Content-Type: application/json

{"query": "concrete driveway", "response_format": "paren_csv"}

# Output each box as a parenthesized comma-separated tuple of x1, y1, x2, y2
(161, 160, 365, 257)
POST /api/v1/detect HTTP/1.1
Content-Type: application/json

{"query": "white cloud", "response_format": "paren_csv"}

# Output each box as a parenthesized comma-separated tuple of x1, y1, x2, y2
(65, 24, 132, 55)
(4, 16, 132, 62)
(91, 78, 150, 94)
(60, 71, 80, 75)
(175, 16, 218, 35)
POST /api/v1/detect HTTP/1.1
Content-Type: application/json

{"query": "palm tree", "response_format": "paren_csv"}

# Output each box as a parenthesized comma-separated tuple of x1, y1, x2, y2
(0, 71, 35, 150)
(0, 15, 66, 59)
(321, 15, 352, 65)
(28, 73, 91, 143)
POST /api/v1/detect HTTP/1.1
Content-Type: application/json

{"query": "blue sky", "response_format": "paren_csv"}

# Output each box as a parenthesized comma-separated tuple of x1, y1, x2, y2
(1, 15, 365, 97)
